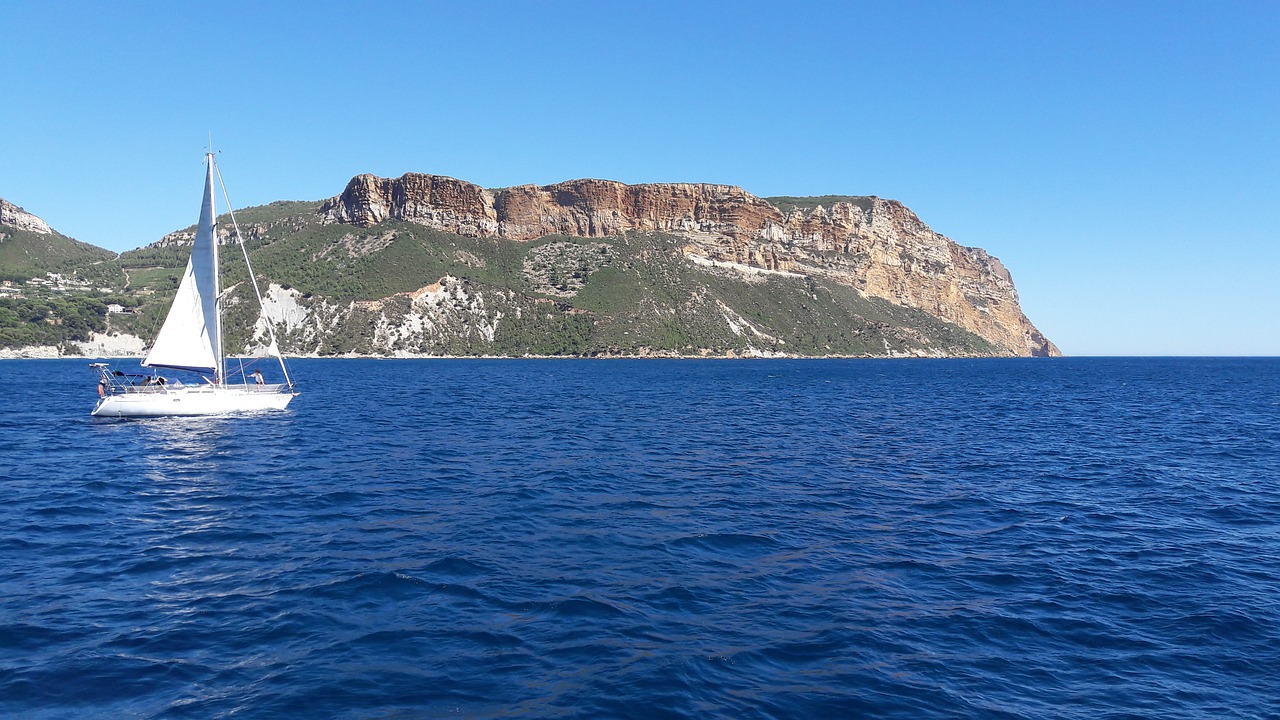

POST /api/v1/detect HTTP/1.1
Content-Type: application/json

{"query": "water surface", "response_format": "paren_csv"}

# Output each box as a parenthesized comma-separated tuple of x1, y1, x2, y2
(2, 358, 1277, 718)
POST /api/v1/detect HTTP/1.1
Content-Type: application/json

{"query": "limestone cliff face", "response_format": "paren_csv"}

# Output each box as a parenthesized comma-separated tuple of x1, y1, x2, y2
(321, 175, 778, 240)
(319, 173, 1058, 357)
(0, 198, 53, 234)
(325, 174, 500, 236)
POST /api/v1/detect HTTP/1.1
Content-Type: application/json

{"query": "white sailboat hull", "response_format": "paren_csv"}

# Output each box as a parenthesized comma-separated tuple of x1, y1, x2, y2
(92, 385, 295, 418)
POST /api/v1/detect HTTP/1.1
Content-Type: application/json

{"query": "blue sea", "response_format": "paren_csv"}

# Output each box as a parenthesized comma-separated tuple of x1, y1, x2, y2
(1, 357, 1277, 719)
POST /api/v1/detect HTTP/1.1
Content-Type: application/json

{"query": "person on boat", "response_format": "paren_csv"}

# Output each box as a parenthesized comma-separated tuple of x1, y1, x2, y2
(251, 369, 264, 385)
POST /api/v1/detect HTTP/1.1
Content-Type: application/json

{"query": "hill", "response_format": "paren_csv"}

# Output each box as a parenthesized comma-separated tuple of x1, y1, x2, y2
(0, 199, 120, 285)
(0, 199, 131, 351)
(0, 178, 1059, 359)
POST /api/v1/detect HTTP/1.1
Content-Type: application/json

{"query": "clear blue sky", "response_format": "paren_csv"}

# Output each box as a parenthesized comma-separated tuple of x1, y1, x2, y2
(2, 1, 1276, 355)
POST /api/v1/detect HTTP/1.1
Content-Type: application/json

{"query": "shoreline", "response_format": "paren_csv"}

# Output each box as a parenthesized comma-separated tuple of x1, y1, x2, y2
(0, 349, 1026, 361)
(0, 333, 1022, 362)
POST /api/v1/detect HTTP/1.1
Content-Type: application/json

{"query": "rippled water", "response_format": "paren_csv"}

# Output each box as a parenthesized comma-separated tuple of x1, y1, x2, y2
(2, 358, 1278, 718)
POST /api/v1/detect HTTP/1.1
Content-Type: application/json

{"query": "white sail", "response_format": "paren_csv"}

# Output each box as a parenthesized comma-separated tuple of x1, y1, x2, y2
(142, 158, 222, 374)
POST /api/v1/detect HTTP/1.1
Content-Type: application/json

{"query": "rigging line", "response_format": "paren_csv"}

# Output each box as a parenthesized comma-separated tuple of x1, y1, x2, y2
(212, 158, 296, 392)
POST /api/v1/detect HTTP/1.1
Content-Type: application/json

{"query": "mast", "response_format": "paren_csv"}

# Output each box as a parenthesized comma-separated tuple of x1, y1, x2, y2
(208, 152, 225, 386)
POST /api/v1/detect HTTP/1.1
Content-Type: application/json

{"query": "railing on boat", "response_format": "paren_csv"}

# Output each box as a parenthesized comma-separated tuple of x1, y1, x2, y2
(98, 379, 288, 395)
(92, 364, 289, 396)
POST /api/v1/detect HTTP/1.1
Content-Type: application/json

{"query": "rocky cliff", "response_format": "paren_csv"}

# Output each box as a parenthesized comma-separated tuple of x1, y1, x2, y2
(320, 174, 1058, 356)
(0, 198, 53, 235)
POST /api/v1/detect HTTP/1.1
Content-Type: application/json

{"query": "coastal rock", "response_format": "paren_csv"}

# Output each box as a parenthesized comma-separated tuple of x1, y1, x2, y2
(75, 331, 146, 357)
(319, 174, 1059, 356)
(0, 331, 146, 359)
(0, 344, 61, 359)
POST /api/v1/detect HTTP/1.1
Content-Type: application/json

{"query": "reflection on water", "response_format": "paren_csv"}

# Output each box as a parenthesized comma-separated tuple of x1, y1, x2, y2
(139, 417, 228, 471)
(128, 420, 237, 562)
(90, 415, 232, 481)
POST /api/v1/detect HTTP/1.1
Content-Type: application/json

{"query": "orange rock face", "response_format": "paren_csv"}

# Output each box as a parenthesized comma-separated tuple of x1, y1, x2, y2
(319, 173, 1059, 356)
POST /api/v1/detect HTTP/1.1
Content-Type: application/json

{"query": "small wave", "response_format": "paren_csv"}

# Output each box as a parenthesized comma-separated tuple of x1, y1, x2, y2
(511, 595, 629, 620)
(300, 571, 437, 603)
(447, 629, 525, 648)
(642, 585, 707, 614)
(0, 622, 82, 652)
(422, 556, 493, 578)
(666, 532, 781, 555)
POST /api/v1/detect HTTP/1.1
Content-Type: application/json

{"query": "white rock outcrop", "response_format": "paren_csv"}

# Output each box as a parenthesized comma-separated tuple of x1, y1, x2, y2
(0, 198, 53, 234)
(75, 332, 146, 357)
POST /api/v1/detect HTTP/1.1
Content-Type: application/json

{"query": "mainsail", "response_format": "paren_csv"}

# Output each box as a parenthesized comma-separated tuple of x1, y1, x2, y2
(142, 157, 222, 374)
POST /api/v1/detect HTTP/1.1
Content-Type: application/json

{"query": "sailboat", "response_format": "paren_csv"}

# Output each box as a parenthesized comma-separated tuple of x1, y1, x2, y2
(91, 152, 298, 417)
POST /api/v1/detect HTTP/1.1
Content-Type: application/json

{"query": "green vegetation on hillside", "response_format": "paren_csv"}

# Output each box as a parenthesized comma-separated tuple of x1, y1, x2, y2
(0, 228, 122, 285)
(0, 296, 109, 349)
(1, 196, 1001, 357)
